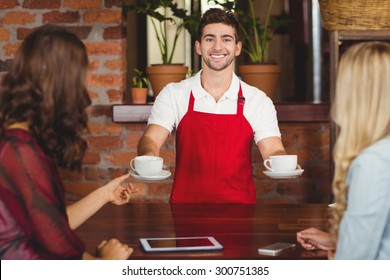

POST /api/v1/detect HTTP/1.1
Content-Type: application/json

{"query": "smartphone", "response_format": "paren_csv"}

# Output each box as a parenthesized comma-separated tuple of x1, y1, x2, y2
(258, 242, 296, 256)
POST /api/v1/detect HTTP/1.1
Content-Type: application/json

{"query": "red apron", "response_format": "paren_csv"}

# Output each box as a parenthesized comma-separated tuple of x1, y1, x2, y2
(170, 85, 256, 204)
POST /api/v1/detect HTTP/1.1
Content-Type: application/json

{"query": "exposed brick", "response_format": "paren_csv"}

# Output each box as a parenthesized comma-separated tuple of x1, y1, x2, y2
(124, 123, 148, 131)
(23, 0, 61, 9)
(88, 59, 100, 71)
(159, 150, 176, 166)
(0, 28, 10, 41)
(64, 181, 101, 197)
(4, 43, 21, 57)
(90, 105, 111, 118)
(105, 122, 122, 134)
(84, 167, 130, 181)
(86, 42, 124, 55)
(87, 73, 124, 87)
(86, 135, 122, 151)
(105, 58, 125, 71)
(87, 90, 99, 100)
(82, 151, 101, 164)
(103, 26, 126, 40)
(108, 167, 128, 179)
(2, 11, 36, 25)
(16, 27, 36, 40)
(0, 0, 19, 9)
(58, 168, 84, 180)
(104, 0, 122, 8)
(105, 151, 136, 166)
(107, 88, 123, 102)
(88, 122, 104, 134)
(125, 133, 142, 150)
(42, 10, 80, 24)
(84, 167, 111, 180)
(63, 0, 101, 9)
(83, 10, 122, 23)
(65, 26, 92, 40)
(148, 181, 173, 197)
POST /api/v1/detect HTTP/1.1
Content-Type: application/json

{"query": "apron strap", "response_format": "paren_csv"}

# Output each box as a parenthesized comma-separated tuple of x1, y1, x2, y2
(188, 91, 195, 112)
(237, 84, 245, 115)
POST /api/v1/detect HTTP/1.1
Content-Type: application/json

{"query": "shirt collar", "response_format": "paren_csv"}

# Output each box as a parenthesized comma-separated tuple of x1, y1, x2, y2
(191, 70, 240, 100)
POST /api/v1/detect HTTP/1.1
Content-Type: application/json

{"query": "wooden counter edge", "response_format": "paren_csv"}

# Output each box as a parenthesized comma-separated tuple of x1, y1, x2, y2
(112, 103, 330, 123)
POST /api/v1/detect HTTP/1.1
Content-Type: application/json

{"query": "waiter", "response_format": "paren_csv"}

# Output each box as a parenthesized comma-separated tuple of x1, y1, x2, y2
(137, 8, 287, 204)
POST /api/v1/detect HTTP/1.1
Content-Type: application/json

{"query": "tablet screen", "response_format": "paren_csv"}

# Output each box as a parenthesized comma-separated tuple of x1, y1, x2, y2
(140, 236, 223, 252)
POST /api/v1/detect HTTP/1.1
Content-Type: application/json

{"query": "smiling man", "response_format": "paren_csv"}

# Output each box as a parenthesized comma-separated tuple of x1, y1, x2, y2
(136, 8, 287, 204)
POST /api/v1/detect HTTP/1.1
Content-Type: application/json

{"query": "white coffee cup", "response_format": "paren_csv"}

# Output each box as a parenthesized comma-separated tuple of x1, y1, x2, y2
(130, 155, 163, 176)
(263, 155, 297, 172)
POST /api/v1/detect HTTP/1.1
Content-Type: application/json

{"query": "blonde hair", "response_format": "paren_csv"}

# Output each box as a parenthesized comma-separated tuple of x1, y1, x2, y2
(330, 42, 390, 243)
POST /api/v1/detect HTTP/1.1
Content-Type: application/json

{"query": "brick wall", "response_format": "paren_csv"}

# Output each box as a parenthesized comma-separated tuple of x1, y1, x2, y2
(0, 1, 331, 204)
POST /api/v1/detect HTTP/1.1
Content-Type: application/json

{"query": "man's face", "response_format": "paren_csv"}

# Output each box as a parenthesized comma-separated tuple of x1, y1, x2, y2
(195, 23, 242, 72)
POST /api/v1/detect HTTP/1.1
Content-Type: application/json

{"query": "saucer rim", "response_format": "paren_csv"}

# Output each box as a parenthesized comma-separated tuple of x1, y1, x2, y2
(263, 169, 304, 178)
(263, 169, 304, 175)
(130, 169, 171, 181)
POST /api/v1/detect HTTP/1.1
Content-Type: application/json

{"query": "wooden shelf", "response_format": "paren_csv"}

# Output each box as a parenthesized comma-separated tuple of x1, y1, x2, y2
(112, 103, 330, 123)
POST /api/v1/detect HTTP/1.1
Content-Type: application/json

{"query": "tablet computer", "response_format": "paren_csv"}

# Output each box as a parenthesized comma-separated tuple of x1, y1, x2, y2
(140, 236, 224, 252)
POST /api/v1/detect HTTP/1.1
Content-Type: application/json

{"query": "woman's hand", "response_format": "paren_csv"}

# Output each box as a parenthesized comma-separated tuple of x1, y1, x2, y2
(104, 174, 139, 205)
(296, 227, 335, 251)
(96, 239, 133, 260)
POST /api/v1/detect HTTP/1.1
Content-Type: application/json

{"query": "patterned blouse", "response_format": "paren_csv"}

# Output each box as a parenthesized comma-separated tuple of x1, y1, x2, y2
(0, 129, 85, 259)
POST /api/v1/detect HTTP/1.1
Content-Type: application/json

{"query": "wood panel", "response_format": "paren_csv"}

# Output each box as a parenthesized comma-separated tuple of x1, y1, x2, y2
(112, 103, 330, 123)
(75, 202, 330, 260)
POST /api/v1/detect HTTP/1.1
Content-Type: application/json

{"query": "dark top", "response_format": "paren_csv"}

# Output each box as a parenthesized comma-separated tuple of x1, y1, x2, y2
(0, 129, 84, 259)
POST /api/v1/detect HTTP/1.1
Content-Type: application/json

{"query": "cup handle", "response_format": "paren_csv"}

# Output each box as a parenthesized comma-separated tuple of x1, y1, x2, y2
(263, 159, 274, 172)
(130, 159, 137, 172)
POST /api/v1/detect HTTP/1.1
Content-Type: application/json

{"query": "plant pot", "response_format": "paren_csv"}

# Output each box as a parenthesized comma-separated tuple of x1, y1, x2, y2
(147, 64, 188, 97)
(238, 64, 281, 101)
(131, 87, 148, 104)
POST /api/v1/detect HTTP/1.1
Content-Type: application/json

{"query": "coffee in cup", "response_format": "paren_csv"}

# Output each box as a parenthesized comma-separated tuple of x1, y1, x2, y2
(263, 155, 297, 172)
(130, 155, 163, 176)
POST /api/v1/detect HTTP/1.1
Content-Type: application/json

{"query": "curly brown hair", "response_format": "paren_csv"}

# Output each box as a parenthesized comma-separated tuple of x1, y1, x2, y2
(0, 24, 91, 170)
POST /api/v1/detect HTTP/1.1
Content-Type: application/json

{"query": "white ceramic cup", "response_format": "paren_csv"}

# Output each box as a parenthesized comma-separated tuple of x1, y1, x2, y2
(263, 155, 297, 172)
(130, 155, 163, 176)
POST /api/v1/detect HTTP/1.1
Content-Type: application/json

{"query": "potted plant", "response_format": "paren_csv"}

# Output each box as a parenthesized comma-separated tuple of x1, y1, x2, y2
(124, 1, 200, 97)
(131, 68, 148, 104)
(211, 0, 288, 100)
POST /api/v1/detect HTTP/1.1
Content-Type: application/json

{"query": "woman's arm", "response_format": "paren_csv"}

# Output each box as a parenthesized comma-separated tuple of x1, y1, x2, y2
(66, 174, 137, 229)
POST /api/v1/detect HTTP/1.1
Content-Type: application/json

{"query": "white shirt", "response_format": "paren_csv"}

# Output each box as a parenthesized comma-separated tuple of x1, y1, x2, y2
(148, 70, 281, 144)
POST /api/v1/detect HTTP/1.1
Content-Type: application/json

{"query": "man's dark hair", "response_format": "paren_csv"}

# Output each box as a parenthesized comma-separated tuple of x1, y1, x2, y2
(197, 8, 240, 42)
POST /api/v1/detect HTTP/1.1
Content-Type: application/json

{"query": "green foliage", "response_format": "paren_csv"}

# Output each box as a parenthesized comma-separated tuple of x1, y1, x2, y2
(210, 0, 288, 63)
(124, 0, 201, 64)
(132, 68, 148, 88)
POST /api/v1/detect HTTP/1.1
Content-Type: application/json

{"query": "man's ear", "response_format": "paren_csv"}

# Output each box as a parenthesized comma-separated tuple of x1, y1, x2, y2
(195, 40, 202, 56)
(235, 41, 242, 57)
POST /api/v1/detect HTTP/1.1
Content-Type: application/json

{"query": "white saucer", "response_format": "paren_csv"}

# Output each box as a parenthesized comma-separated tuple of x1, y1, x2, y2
(263, 169, 304, 179)
(130, 169, 171, 181)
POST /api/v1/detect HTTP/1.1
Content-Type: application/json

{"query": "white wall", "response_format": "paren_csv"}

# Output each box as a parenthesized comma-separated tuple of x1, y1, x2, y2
(147, 0, 191, 67)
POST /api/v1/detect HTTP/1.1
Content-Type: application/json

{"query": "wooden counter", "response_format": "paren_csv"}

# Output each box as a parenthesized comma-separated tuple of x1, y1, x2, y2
(75, 202, 330, 260)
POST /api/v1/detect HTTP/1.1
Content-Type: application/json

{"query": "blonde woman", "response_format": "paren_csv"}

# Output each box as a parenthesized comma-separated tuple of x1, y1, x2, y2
(297, 41, 390, 259)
